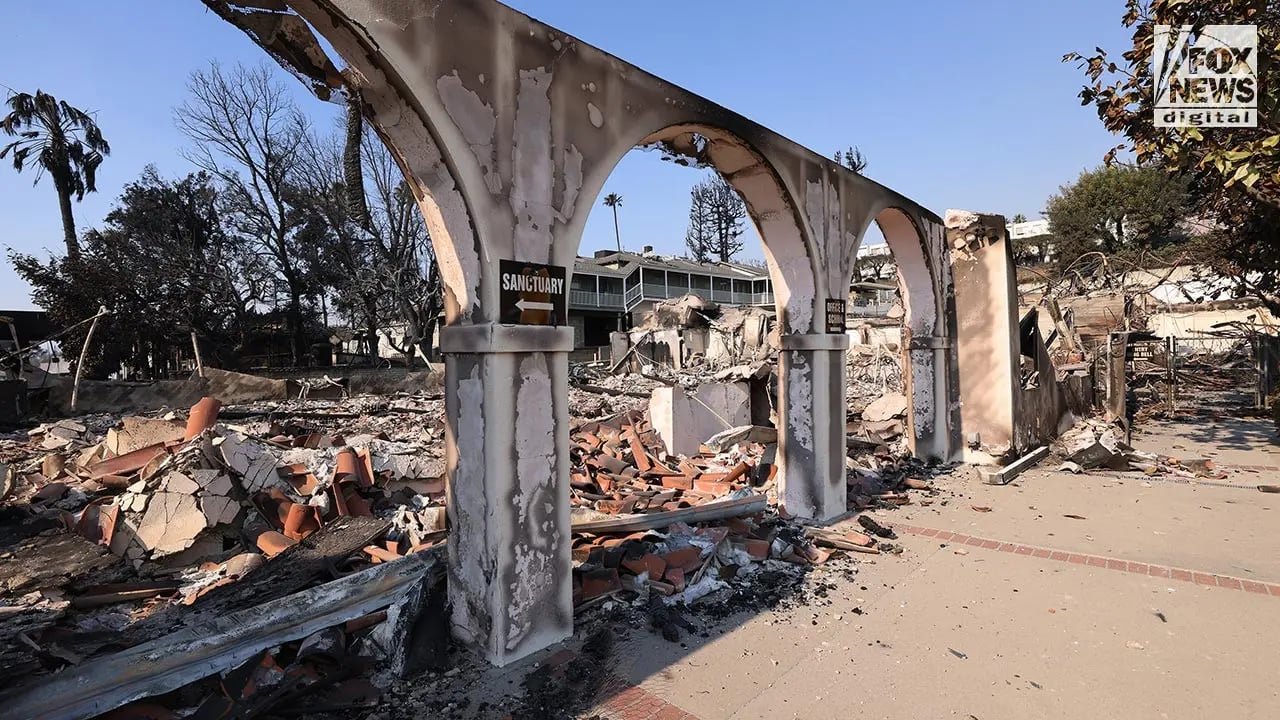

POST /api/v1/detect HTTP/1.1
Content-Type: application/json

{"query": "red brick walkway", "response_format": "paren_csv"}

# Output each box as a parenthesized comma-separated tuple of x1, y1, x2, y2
(890, 522, 1280, 597)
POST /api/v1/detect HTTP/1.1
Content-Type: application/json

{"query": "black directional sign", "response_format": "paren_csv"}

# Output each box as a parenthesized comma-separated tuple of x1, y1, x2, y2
(825, 299, 847, 334)
(499, 259, 568, 326)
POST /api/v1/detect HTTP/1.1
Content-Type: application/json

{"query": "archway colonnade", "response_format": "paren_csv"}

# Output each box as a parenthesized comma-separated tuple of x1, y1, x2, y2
(205, 0, 964, 666)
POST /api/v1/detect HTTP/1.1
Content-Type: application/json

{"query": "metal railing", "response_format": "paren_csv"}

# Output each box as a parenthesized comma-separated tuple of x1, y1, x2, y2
(594, 283, 775, 311)
(847, 300, 894, 318)
(624, 284, 643, 308)
(569, 289, 624, 309)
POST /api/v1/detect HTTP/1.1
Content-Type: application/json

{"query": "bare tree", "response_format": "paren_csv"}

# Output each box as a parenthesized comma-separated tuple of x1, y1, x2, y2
(296, 98, 443, 368)
(834, 146, 868, 174)
(835, 146, 868, 174)
(294, 124, 381, 364)
(362, 129, 443, 366)
(685, 185, 714, 262)
(176, 62, 316, 366)
(685, 174, 746, 263)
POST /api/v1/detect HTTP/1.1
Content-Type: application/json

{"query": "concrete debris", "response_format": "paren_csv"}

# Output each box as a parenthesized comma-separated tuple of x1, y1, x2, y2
(0, 390, 451, 707)
(104, 417, 186, 456)
(568, 412, 787, 608)
(569, 412, 766, 523)
(650, 382, 753, 457)
(1051, 416, 1229, 479)
(981, 446, 1050, 485)
(846, 344, 904, 411)
(1054, 421, 1125, 470)
(635, 293, 718, 330)
(703, 425, 778, 454)
(0, 550, 444, 720)
(861, 392, 908, 423)
(0, 341, 943, 713)
(564, 400, 929, 622)
(613, 297, 776, 376)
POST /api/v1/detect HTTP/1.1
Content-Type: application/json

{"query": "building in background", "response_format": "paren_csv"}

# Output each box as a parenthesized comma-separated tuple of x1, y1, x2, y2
(568, 246, 774, 351)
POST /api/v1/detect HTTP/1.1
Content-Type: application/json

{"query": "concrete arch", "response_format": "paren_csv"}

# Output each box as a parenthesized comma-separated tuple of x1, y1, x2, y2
(569, 120, 842, 521)
(204, 0, 962, 666)
(847, 205, 962, 461)
(573, 122, 821, 334)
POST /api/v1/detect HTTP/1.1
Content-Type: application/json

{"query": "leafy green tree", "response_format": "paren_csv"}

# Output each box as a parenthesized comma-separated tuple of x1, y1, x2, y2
(1065, 0, 1280, 308)
(1, 90, 110, 262)
(1046, 165, 1188, 266)
(1066, 0, 1279, 209)
(10, 168, 261, 377)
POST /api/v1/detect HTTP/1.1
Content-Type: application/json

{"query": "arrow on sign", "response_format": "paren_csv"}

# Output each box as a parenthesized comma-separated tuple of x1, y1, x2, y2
(515, 299, 555, 312)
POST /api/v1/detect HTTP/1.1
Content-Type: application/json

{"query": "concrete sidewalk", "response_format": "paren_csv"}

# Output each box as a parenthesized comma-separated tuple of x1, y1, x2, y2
(588, 445, 1280, 719)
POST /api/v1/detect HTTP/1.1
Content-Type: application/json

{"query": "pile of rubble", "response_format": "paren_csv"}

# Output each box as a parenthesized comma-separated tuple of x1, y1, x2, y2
(0, 357, 945, 715)
(568, 366, 663, 419)
(0, 395, 455, 716)
(614, 294, 776, 382)
(562, 404, 937, 621)
(844, 345, 908, 453)
(1053, 418, 1227, 478)
(846, 343, 904, 411)
(566, 413, 778, 608)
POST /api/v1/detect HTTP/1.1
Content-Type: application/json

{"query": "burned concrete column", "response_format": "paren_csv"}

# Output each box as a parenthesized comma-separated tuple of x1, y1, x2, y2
(777, 333, 850, 521)
(441, 325, 574, 667)
(946, 210, 1021, 461)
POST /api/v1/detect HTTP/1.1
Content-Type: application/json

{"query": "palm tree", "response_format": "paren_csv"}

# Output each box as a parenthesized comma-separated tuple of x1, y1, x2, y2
(1012, 213, 1028, 223)
(602, 192, 623, 253)
(1, 90, 111, 262)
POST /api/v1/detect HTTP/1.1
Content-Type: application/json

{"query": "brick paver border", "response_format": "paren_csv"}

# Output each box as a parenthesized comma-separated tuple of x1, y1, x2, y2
(891, 523, 1280, 597)
(543, 517, 1280, 720)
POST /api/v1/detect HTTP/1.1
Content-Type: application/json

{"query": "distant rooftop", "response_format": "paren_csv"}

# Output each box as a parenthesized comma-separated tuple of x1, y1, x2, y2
(1008, 218, 1051, 239)
(575, 249, 770, 280)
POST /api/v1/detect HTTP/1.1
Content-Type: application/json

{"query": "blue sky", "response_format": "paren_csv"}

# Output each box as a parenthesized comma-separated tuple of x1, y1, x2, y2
(0, 0, 1131, 310)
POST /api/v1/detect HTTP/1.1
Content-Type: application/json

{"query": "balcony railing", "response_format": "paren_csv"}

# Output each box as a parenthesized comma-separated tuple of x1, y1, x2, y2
(571, 283, 774, 311)
(569, 289, 624, 309)
(847, 300, 895, 318)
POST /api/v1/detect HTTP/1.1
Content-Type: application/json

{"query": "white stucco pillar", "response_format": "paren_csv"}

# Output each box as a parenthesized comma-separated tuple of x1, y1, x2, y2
(945, 210, 1020, 461)
(776, 333, 850, 521)
(440, 324, 574, 666)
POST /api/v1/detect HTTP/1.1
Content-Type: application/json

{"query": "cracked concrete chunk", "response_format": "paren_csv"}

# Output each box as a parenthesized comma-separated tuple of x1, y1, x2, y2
(193, 468, 233, 496)
(135, 492, 207, 556)
(105, 417, 186, 455)
(862, 392, 909, 423)
(216, 431, 281, 492)
(163, 472, 200, 495)
(199, 495, 239, 528)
